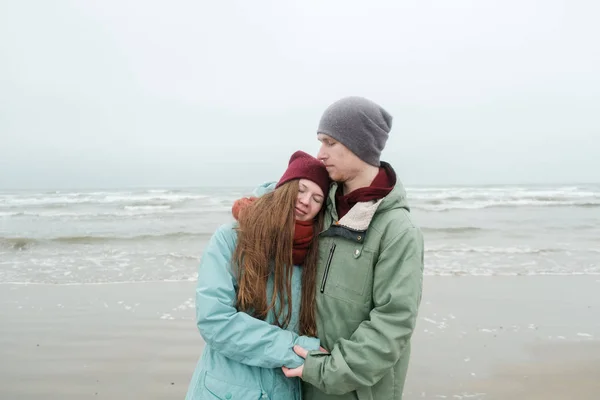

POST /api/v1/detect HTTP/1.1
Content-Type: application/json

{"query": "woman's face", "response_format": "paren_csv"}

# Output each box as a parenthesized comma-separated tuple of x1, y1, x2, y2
(295, 179, 325, 221)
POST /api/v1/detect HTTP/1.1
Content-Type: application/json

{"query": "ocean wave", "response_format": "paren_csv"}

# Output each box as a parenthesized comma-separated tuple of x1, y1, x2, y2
(0, 191, 211, 208)
(421, 226, 483, 233)
(425, 245, 599, 255)
(580, 203, 600, 208)
(421, 270, 600, 277)
(0, 232, 212, 250)
(413, 200, 600, 211)
(2, 270, 600, 285)
(0, 206, 230, 218)
(0, 278, 199, 286)
(122, 205, 172, 211)
(420, 195, 599, 204)
(0, 211, 24, 217)
(3, 186, 598, 213)
(407, 185, 596, 195)
(406, 185, 599, 211)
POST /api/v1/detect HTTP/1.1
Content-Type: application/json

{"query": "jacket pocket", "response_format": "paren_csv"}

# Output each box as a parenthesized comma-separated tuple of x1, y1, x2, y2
(202, 371, 263, 399)
(322, 243, 373, 305)
(319, 243, 336, 293)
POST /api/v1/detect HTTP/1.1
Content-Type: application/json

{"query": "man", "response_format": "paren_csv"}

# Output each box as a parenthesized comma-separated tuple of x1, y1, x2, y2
(282, 96, 425, 399)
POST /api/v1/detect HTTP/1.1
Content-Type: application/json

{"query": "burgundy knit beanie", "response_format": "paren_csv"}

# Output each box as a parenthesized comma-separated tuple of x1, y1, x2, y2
(276, 151, 331, 196)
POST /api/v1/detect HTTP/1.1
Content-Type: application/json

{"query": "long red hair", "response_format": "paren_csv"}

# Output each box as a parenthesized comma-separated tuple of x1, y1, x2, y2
(233, 181, 324, 336)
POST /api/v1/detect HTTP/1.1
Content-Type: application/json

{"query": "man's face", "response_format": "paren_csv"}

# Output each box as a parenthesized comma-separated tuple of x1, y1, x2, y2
(317, 133, 363, 183)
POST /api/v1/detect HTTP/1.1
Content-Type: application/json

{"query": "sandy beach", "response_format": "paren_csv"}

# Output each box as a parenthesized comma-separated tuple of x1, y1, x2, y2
(1, 276, 599, 400)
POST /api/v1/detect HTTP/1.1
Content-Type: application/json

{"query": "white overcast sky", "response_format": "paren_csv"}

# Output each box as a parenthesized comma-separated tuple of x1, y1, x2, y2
(1, 0, 598, 189)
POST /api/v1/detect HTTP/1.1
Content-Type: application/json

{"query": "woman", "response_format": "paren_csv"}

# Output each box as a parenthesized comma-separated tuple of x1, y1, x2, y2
(185, 150, 331, 400)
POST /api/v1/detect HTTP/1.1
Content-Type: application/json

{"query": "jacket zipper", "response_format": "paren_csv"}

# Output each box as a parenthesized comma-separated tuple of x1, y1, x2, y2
(320, 243, 336, 293)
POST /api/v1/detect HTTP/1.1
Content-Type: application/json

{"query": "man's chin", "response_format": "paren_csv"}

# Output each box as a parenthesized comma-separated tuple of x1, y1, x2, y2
(328, 172, 343, 182)
(325, 170, 338, 180)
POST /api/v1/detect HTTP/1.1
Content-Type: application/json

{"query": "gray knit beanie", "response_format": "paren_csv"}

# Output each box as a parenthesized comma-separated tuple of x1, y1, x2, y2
(317, 96, 393, 167)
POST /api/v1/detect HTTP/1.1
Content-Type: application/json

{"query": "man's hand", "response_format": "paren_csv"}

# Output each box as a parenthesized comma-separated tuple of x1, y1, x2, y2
(282, 345, 328, 378)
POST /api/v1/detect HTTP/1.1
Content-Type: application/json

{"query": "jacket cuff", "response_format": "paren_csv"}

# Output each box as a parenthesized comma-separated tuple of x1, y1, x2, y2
(302, 351, 326, 386)
(295, 336, 320, 352)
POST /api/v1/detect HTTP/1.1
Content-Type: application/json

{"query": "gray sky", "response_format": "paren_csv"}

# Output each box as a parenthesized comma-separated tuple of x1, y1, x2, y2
(1, 0, 598, 189)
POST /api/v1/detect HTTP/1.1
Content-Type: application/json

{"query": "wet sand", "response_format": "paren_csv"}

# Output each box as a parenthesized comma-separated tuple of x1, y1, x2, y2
(1, 276, 599, 399)
(404, 276, 600, 399)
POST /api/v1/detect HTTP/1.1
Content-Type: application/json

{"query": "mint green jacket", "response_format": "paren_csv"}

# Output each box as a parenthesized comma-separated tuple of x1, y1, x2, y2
(185, 223, 320, 400)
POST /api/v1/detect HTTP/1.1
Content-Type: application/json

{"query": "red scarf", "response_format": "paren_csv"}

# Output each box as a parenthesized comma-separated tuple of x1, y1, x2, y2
(292, 220, 314, 266)
(335, 162, 396, 219)
(231, 197, 315, 266)
(231, 197, 256, 220)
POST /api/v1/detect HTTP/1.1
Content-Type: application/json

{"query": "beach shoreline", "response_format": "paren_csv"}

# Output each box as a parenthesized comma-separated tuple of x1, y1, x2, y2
(1, 276, 599, 399)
